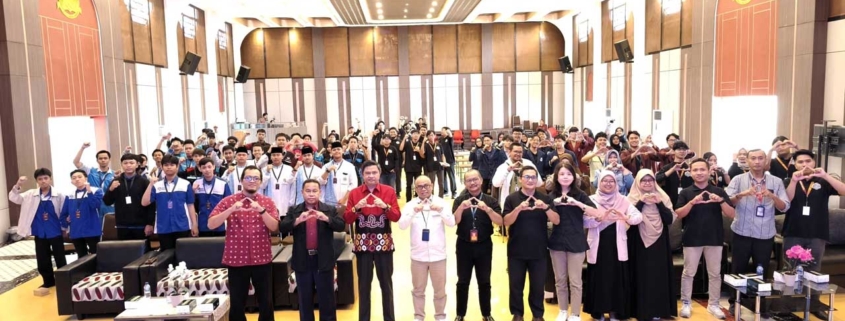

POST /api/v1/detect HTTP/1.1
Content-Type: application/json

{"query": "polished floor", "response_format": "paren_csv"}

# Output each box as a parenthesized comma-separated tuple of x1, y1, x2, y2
(1, 190, 843, 321)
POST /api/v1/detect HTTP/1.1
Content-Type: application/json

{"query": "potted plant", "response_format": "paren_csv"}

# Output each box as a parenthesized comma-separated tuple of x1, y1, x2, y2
(775, 245, 815, 286)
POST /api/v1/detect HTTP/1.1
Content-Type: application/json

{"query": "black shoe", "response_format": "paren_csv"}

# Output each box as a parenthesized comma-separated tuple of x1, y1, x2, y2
(483, 316, 496, 321)
(454, 317, 465, 321)
(728, 303, 736, 316)
(532, 318, 545, 321)
(512, 316, 524, 321)
(811, 310, 829, 320)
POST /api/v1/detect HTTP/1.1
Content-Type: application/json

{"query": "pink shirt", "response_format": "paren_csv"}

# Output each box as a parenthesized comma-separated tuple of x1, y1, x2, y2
(210, 193, 279, 267)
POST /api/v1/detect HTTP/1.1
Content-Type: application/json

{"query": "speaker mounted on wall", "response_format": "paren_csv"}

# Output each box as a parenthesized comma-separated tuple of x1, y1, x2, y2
(558, 56, 574, 74)
(614, 39, 634, 63)
(179, 52, 202, 75)
(235, 66, 251, 83)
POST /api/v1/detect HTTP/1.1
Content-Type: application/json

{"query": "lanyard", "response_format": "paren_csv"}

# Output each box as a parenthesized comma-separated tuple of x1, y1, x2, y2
(98, 171, 108, 188)
(203, 178, 216, 195)
(124, 175, 136, 192)
(164, 177, 178, 202)
(775, 157, 789, 171)
(271, 166, 284, 182)
(750, 175, 766, 204)
(420, 199, 430, 228)
(333, 161, 343, 172)
(236, 166, 245, 183)
(798, 180, 813, 205)
(303, 165, 315, 179)
(674, 163, 686, 181)
(72, 190, 86, 217)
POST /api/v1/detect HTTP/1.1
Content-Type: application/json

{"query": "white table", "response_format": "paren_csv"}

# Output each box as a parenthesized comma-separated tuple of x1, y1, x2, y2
(114, 295, 229, 321)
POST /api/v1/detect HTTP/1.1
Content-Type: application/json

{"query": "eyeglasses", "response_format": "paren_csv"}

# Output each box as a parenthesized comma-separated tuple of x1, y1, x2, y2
(465, 177, 481, 183)
(521, 175, 538, 181)
(243, 176, 261, 183)
(415, 184, 432, 189)
(641, 178, 655, 183)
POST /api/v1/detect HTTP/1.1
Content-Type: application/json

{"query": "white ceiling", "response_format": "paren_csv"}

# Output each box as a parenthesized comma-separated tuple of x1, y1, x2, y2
(194, 0, 599, 27)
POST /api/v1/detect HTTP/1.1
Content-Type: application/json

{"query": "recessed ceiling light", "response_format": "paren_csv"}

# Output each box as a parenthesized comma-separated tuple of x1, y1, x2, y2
(377, 9, 383, 14)
(378, 14, 384, 19)
(403, 15, 407, 18)
(405, 3, 409, 6)
(426, 13, 432, 18)
(375, 2, 382, 8)
(432, 1, 438, 5)
(429, 7, 435, 12)
(404, 8, 408, 13)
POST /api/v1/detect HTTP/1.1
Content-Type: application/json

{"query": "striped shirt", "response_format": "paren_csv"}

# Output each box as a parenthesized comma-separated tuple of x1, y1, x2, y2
(725, 172, 790, 239)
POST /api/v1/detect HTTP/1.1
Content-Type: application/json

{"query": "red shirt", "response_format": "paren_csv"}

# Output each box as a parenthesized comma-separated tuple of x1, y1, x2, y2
(210, 193, 279, 267)
(343, 184, 401, 223)
(343, 184, 401, 252)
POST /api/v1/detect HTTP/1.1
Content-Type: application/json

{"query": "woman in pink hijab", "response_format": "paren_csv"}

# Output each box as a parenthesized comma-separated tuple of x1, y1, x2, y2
(626, 169, 677, 320)
(583, 170, 642, 321)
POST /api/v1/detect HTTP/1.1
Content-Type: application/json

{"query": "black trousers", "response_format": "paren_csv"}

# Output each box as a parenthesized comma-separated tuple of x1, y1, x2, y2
(425, 170, 445, 197)
(157, 230, 191, 251)
(356, 251, 395, 321)
(117, 227, 151, 252)
(443, 164, 458, 195)
(405, 171, 422, 202)
(456, 240, 493, 317)
(508, 256, 547, 318)
(71, 236, 100, 257)
(482, 178, 492, 196)
(296, 256, 337, 321)
(199, 231, 226, 237)
(395, 167, 403, 196)
(34, 236, 66, 287)
(728, 232, 774, 304)
(228, 263, 274, 321)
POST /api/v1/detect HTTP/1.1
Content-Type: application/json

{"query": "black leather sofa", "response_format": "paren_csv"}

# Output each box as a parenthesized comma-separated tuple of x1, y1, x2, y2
(775, 209, 845, 285)
(55, 240, 155, 320)
(273, 231, 355, 308)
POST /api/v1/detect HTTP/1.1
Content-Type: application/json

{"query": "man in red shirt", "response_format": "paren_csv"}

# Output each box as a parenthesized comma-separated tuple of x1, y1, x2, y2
(344, 160, 401, 321)
(621, 130, 660, 174)
(207, 165, 279, 321)
(564, 127, 594, 175)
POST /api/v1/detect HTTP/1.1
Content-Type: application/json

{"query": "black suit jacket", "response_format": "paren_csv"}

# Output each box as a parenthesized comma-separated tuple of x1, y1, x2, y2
(279, 202, 346, 272)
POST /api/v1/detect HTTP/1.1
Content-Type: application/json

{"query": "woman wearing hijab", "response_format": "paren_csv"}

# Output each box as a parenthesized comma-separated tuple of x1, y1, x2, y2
(609, 134, 624, 153)
(548, 162, 603, 321)
(626, 170, 677, 320)
(703, 152, 730, 187)
(583, 170, 643, 321)
(593, 150, 633, 195)
(727, 147, 749, 179)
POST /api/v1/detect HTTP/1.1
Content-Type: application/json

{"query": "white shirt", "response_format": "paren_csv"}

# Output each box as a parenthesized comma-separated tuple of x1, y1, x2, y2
(491, 158, 536, 209)
(8, 187, 65, 237)
(297, 163, 326, 185)
(325, 159, 358, 203)
(398, 196, 456, 262)
(261, 164, 296, 216)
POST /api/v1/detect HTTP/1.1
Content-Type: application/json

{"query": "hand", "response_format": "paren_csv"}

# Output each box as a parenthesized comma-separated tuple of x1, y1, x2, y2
(770, 140, 783, 151)
(708, 193, 724, 203)
(124, 146, 132, 152)
(315, 211, 329, 222)
(213, 125, 218, 132)
(15, 176, 26, 188)
(792, 168, 812, 181)
(109, 180, 121, 191)
(813, 167, 828, 179)
(149, 175, 159, 184)
(179, 157, 186, 164)
(81, 142, 91, 149)
(414, 204, 424, 213)
(373, 197, 387, 209)
(84, 182, 91, 192)
(144, 225, 154, 236)
(245, 132, 251, 137)
(476, 200, 490, 212)
(250, 202, 264, 213)
(533, 200, 549, 210)
(294, 160, 303, 170)
(518, 201, 532, 211)
(227, 165, 236, 174)
(191, 226, 199, 237)
(355, 197, 370, 210)
(550, 156, 559, 163)
(430, 204, 443, 212)
(233, 201, 244, 210)
(691, 192, 707, 205)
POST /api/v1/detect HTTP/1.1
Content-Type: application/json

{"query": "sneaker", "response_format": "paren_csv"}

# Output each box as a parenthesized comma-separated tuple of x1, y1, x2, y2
(707, 305, 725, 319)
(680, 302, 692, 318)
(556, 311, 568, 321)
(567, 316, 581, 321)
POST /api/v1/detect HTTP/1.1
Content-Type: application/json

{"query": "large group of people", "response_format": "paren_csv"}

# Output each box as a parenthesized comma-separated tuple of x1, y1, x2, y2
(7, 117, 841, 321)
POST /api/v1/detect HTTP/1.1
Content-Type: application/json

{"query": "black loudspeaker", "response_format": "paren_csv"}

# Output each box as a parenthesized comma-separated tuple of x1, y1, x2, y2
(235, 66, 251, 83)
(558, 56, 574, 74)
(614, 39, 634, 63)
(179, 52, 202, 75)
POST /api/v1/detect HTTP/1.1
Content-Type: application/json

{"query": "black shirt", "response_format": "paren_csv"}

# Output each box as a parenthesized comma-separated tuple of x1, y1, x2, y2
(782, 178, 836, 240)
(403, 138, 424, 173)
(440, 136, 456, 163)
(728, 162, 747, 179)
(656, 162, 694, 206)
(709, 170, 729, 188)
(374, 144, 400, 173)
(452, 191, 502, 243)
(390, 137, 403, 162)
(548, 189, 593, 253)
(769, 156, 796, 180)
(424, 141, 443, 172)
(503, 190, 554, 260)
(102, 174, 154, 228)
(676, 184, 734, 247)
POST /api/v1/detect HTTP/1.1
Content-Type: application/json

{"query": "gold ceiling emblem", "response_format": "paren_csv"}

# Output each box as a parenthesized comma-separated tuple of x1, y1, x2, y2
(735, 0, 752, 5)
(57, 0, 82, 19)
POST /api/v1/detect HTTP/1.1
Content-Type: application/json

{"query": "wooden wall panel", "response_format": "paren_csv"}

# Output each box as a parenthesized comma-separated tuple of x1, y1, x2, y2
(120, 1, 134, 61)
(374, 26, 399, 76)
(602, 1, 612, 62)
(348, 27, 375, 76)
(457, 24, 482, 74)
(626, 11, 634, 53)
(289, 28, 314, 78)
(834, 0, 845, 18)
(645, 0, 662, 54)
(681, 0, 693, 46)
(227, 24, 235, 76)
(150, 0, 167, 67)
(240, 30, 266, 78)
(515, 22, 540, 71)
(265, 28, 290, 78)
(540, 22, 565, 71)
(408, 25, 432, 75)
(195, 10, 208, 73)
(323, 27, 350, 77)
(612, 15, 625, 61)
(492, 23, 515, 72)
(131, 17, 153, 64)
(177, 24, 185, 66)
(715, 0, 777, 96)
(662, 11, 681, 50)
(433, 25, 458, 74)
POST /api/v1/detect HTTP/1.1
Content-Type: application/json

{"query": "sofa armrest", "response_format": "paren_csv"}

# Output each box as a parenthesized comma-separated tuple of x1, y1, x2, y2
(56, 254, 98, 315)
(336, 244, 355, 305)
(272, 246, 294, 307)
(140, 250, 175, 296)
(123, 251, 159, 299)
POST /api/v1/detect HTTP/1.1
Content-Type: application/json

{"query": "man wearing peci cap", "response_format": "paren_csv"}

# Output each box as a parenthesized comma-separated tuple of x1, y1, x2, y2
(262, 147, 297, 221)
(226, 146, 255, 193)
(321, 141, 358, 207)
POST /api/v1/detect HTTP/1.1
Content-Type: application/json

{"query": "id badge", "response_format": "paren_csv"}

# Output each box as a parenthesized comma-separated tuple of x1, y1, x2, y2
(422, 229, 430, 242)
(125, 196, 132, 204)
(75, 210, 81, 219)
(413, 155, 417, 161)
(470, 229, 478, 242)
(434, 157, 438, 162)
(43, 213, 48, 221)
(206, 202, 211, 210)
(275, 183, 280, 190)
(333, 177, 338, 184)
(385, 160, 389, 166)
(167, 201, 174, 209)
(238, 185, 243, 191)
(677, 187, 682, 194)
(755, 205, 765, 217)
(802, 206, 810, 216)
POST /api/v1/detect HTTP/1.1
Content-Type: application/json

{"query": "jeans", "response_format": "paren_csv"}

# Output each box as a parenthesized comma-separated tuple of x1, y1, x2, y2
(380, 172, 396, 188)
(443, 164, 458, 196)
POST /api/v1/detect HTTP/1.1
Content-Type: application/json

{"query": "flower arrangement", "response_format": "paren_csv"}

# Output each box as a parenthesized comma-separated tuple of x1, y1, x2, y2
(783, 245, 814, 274)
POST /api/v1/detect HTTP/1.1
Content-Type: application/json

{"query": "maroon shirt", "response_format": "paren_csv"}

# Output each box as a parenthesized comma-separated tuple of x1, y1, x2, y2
(210, 193, 279, 267)
(305, 205, 318, 250)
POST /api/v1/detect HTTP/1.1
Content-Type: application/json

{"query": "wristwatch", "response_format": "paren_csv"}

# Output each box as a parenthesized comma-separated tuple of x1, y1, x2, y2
(383, 205, 391, 212)
(259, 208, 267, 214)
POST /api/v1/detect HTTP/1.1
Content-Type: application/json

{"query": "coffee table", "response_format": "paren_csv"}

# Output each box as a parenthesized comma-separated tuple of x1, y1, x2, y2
(114, 294, 230, 321)
(723, 280, 838, 321)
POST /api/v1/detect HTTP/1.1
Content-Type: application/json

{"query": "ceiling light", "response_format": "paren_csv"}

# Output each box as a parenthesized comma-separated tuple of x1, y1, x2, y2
(375, 2, 382, 8)
(378, 15, 384, 19)
(426, 13, 432, 18)
(429, 8, 435, 12)
(403, 15, 407, 18)
(377, 9, 383, 14)
(432, 1, 437, 5)
(404, 8, 408, 13)
(405, 3, 409, 6)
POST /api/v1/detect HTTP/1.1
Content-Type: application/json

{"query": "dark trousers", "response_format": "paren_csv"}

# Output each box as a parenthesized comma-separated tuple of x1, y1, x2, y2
(228, 263, 274, 321)
(71, 236, 100, 257)
(199, 231, 226, 237)
(34, 236, 66, 287)
(729, 232, 774, 304)
(482, 178, 492, 195)
(356, 251, 395, 321)
(395, 167, 403, 196)
(425, 170, 445, 197)
(117, 227, 151, 252)
(405, 172, 422, 202)
(296, 256, 337, 321)
(508, 256, 547, 318)
(456, 240, 493, 317)
(443, 164, 458, 196)
(157, 230, 191, 251)
(380, 172, 396, 188)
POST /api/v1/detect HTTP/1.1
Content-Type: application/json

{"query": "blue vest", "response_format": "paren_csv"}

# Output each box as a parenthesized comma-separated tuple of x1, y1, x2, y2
(150, 177, 195, 234)
(32, 191, 62, 239)
(60, 188, 104, 239)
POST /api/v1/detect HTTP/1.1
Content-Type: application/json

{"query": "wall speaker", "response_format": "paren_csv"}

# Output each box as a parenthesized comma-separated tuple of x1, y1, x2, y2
(179, 52, 202, 75)
(235, 66, 251, 83)
(558, 56, 574, 74)
(614, 39, 634, 63)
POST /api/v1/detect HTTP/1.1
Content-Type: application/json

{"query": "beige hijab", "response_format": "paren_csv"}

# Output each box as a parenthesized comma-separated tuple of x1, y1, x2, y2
(627, 170, 674, 248)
